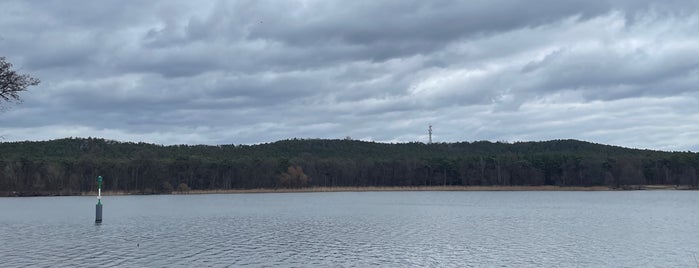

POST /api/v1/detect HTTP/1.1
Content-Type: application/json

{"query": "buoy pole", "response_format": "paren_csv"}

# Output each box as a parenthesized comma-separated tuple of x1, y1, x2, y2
(95, 176, 103, 223)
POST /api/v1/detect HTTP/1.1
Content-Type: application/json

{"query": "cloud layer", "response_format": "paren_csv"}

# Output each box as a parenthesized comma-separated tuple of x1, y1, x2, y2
(1, 0, 698, 151)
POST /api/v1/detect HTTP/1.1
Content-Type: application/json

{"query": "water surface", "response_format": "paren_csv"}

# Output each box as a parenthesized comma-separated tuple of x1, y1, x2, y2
(1, 191, 698, 267)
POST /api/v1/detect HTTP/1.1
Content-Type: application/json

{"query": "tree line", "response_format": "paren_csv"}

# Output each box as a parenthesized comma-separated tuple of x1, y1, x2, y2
(1, 137, 698, 196)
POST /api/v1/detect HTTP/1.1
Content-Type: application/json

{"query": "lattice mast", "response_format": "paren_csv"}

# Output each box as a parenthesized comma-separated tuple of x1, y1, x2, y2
(428, 124, 432, 144)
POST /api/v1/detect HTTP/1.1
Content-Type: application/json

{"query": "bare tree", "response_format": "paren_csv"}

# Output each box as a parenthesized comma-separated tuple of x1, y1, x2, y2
(0, 57, 40, 104)
(279, 166, 310, 188)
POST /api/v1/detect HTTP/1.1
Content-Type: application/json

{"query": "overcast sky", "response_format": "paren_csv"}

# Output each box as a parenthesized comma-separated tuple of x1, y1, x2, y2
(1, 1, 698, 151)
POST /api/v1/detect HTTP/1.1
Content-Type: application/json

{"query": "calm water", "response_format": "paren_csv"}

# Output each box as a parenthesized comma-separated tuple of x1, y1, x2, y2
(1, 191, 698, 267)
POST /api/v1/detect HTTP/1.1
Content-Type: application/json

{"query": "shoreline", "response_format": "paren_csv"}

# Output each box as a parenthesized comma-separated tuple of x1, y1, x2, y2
(176, 185, 615, 195)
(81, 185, 693, 196)
(4, 184, 694, 197)
(171, 184, 698, 194)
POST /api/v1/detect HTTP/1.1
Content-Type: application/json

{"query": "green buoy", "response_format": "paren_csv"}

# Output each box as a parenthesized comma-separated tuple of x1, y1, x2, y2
(95, 176, 103, 223)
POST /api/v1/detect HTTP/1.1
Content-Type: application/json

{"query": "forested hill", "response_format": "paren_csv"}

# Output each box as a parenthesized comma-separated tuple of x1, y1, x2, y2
(1, 138, 697, 196)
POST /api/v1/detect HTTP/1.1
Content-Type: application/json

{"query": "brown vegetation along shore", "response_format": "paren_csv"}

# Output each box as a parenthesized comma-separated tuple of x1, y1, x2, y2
(173, 185, 613, 195)
(100, 184, 697, 195)
(4, 185, 696, 197)
(166, 185, 696, 195)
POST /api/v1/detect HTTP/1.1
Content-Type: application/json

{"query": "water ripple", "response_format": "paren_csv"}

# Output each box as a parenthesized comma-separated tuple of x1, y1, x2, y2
(2, 191, 699, 267)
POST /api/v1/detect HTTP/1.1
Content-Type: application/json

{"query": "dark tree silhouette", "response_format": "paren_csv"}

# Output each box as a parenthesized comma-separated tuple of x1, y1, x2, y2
(0, 57, 39, 104)
(1, 138, 698, 196)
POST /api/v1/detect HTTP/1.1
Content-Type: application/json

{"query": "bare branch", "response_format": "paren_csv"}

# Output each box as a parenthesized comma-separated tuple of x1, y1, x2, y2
(0, 57, 40, 104)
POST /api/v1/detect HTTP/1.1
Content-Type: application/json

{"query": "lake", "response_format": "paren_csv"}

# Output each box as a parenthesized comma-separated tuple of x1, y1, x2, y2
(1, 191, 698, 267)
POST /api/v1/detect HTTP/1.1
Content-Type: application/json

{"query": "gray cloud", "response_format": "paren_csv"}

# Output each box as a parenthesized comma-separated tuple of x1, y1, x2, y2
(0, 0, 698, 151)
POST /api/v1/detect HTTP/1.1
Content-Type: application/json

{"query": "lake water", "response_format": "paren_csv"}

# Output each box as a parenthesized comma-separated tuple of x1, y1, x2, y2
(1, 191, 698, 267)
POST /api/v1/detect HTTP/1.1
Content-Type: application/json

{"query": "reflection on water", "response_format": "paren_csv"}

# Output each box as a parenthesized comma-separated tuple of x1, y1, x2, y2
(1, 191, 698, 267)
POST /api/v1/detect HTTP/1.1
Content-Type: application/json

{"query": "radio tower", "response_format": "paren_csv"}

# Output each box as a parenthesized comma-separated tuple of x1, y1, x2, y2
(428, 124, 432, 144)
